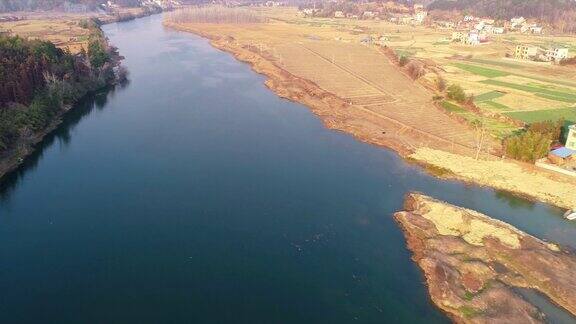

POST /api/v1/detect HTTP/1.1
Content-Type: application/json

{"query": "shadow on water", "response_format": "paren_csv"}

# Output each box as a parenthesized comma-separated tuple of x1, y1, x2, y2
(0, 81, 129, 202)
(494, 190, 537, 210)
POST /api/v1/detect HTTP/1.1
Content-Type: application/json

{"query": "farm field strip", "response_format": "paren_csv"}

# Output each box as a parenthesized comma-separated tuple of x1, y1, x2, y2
(480, 79, 576, 102)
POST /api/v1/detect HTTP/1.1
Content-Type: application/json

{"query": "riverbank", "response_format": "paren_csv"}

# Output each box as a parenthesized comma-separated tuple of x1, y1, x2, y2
(164, 20, 576, 210)
(0, 23, 125, 180)
(395, 193, 576, 323)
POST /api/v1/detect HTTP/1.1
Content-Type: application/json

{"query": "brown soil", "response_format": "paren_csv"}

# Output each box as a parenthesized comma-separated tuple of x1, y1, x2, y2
(394, 193, 576, 323)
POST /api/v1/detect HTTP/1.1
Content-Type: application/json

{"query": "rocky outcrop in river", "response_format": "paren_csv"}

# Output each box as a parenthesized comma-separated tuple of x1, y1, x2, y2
(394, 193, 576, 323)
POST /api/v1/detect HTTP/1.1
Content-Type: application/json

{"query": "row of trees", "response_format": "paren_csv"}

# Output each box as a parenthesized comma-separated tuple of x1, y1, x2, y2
(0, 19, 119, 151)
(167, 6, 266, 24)
(504, 119, 565, 162)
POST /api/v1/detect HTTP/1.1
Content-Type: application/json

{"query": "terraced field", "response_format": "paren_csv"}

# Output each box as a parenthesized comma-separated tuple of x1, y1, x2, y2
(277, 40, 487, 150)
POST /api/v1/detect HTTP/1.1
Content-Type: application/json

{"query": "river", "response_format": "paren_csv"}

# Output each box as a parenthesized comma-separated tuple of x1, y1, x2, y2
(1, 14, 575, 323)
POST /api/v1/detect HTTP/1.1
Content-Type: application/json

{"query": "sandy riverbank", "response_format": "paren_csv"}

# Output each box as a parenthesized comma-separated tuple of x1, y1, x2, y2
(395, 193, 576, 323)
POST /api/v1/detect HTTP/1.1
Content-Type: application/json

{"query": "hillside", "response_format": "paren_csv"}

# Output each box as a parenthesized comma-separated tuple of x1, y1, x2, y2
(0, 0, 140, 12)
(429, 0, 576, 32)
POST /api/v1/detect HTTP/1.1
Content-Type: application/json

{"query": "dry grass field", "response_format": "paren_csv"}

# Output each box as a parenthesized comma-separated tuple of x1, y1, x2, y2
(0, 8, 152, 53)
(1, 16, 92, 53)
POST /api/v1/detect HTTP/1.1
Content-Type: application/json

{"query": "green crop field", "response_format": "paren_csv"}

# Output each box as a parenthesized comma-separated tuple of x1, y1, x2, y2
(474, 91, 506, 102)
(481, 80, 576, 102)
(479, 101, 510, 110)
(466, 58, 525, 70)
(441, 101, 518, 138)
(441, 100, 466, 112)
(452, 63, 509, 78)
(505, 108, 576, 125)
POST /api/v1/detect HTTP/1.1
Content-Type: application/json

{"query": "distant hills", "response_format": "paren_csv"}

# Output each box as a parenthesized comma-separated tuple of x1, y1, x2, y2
(0, 0, 141, 12)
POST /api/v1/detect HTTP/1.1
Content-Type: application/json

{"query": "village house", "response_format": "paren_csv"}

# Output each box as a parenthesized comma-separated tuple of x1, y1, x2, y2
(520, 23, 543, 34)
(301, 8, 318, 17)
(435, 21, 456, 29)
(334, 11, 345, 18)
(546, 125, 576, 168)
(514, 44, 540, 60)
(414, 11, 428, 24)
(510, 16, 526, 29)
(452, 31, 488, 45)
(545, 47, 569, 62)
(413, 4, 424, 11)
(529, 25, 543, 34)
(492, 27, 505, 34)
(567, 125, 576, 150)
(363, 11, 376, 19)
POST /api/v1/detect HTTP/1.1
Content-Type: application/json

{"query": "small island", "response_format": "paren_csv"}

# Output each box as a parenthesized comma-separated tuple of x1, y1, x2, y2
(394, 193, 576, 323)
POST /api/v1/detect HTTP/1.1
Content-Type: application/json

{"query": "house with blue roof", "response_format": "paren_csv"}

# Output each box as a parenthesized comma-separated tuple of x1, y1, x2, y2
(548, 125, 576, 165)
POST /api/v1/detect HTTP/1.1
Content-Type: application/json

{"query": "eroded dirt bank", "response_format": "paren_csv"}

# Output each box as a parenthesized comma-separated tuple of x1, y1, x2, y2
(394, 193, 576, 323)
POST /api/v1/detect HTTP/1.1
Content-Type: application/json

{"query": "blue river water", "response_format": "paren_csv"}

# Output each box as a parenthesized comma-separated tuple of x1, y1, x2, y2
(0, 14, 575, 323)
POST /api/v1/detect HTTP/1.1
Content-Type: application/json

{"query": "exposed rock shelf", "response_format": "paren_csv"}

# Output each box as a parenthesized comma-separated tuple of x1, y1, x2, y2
(394, 193, 576, 323)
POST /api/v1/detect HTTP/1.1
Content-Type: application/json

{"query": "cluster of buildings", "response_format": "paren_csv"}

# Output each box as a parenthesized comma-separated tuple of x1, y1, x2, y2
(388, 4, 428, 25)
(451, 30, 489, 46)
(509, 16, 544, 34)
(0, 16, 22, 22)
(444, 15, 550, 47)
(514, 44, 569, 62)
(448, 17, 508, 46)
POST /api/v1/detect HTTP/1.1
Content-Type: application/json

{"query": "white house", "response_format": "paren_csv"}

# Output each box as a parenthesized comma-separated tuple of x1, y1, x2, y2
(529, 25, 543, 34)
(492, 27, 505, 34)
(567, 125, 576, 150)
(545, 48, 569, 62)
(363, 11, 376, 19)
(334, 11, 345, 18)
(414, 11, 428, 24)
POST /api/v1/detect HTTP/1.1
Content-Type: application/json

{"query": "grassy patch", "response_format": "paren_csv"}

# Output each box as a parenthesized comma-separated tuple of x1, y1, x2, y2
(505, 108, 576, 124)
(441, 101, 518, 138)
(441, 100, 466, 112)
(452, 63, 509, 78)
(535, 93, 576, 103)
(458, 306, 481, 318)
(481, 101, 510, 110)
(467, 58, 524, 69)
(481, 79, 576, 102)
(474, 91, 505, 102)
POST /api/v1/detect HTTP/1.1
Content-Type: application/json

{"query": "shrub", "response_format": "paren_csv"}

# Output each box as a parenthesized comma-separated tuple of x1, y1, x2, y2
(447, 84, 466, 103)
(528, 119, 564, 142)
(504, 131, 552, 162)
(406, 61, 425, 79)
(398, 55, 409, 67)
(436, 76, 447, 92)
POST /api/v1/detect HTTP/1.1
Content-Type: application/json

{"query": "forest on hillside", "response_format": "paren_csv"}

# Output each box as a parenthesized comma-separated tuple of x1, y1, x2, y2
(429, 0, 576, 33)
(0, 0, 141, 12)
(0, 20, 122, 152)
